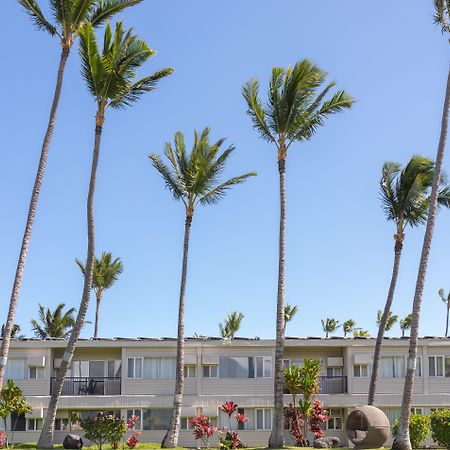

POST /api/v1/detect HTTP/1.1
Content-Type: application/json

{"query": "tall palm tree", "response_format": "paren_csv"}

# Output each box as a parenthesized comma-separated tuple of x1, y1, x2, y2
(149, 128, 255, 448)
(376, 309, 398, 332)
(31, 304, 76, 339)
(438, 288, 450, 337)
(397, 4, 450, 449)
(321, 318, 341, 338)
(368, 156, 450, 406)
(343, 319, 356, 338)
(219, 311, 245, 340)
(400, 314, 413, 338)
(37, 22, 173, 448)
(284, 304, 298, 332)
(0, 0, 142, 391)
(242, 60, 353, 448)
(76, 252, 123, 338)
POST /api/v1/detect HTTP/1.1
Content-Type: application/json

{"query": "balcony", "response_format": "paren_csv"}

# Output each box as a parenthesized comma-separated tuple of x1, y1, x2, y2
(51, 377, 121, 395)
(319, 376, 347, 394)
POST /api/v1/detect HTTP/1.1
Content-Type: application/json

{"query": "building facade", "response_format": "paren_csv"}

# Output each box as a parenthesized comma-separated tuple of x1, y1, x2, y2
(4, 336, 450, 447)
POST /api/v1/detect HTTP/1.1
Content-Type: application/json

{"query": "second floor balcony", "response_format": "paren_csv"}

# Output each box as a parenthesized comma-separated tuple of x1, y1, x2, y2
(284, 376, 347, 395)
(51, 377, 121, 396)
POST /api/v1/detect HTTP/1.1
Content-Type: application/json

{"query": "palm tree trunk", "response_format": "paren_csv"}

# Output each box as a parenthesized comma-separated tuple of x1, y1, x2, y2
(161, 212, 192, 448)
(0, 46, 70, 390)
(396, 65, 450, 450)
(368, 239, 403, 405)
(37, 112, 104, 448)
(94, 291, 102, 338)
(268, 153, 286, 449)
(446, 302, 449, 337)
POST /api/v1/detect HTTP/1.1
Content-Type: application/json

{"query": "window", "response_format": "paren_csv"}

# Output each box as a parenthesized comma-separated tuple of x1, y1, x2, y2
(27, 418, 43, 431)
(327, 367, 343, 377)
(127, 358, 143, 379)
(411, 408, 423, 415)
(5, 359, 26, 380)
(429, 356, 444, 377)
(326, 409, 343, 430)
(353, 364, 369, 377)
(127, 409, 142, 430)
(143, 358, 176, 380)
(180, 417, 190, 430)
(219, 357, 272, 378)
(416, 357, 422, 377)
(380, 356, 406, 378)
(142, 409, 172, 430)
(283, 359, 290, 369)
(237, 408, 246, 431)
(256, 409, 272, 430)
(29, 366, 45, 379)
(11, 412, 25, 431)
(203, 365, 218, 378)
(184, 365, 196, 379)
(55, 418, 69, 431)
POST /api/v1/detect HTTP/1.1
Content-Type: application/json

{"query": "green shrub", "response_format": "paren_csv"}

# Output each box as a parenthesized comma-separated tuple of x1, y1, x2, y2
(392, 414, 430, 448)
(81, 412, 126, 450)
(431, 409, 450, 449)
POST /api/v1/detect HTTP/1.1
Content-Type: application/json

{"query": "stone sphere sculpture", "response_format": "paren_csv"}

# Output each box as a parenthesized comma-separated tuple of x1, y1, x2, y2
(345, 405, 390, 448)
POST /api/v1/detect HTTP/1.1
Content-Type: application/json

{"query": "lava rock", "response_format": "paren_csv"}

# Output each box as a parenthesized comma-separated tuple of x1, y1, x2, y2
(63, 434, 83, 449)
(313, 437, 341, 448)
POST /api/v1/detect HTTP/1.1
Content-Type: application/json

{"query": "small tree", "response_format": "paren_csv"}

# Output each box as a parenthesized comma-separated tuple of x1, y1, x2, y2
(438, 289, 450, 337)
(81, 412, 126, 450)
(393, 414, 430, 449)
(321, 318, 340, 338)
(376, 309, 398, 332)
(354, 329, 371, 338)
(431, 409, 450, 449)
(219, 312, 244, 341)
(400, 314, 413, 338)
(343, 320, 356, 338)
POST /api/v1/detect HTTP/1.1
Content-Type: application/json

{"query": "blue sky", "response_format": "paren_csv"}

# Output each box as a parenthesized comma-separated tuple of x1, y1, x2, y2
(1, 1, 449, 340)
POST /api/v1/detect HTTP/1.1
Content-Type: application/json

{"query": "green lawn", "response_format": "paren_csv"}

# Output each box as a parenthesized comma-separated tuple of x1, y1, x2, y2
(9, 445, 355, 450)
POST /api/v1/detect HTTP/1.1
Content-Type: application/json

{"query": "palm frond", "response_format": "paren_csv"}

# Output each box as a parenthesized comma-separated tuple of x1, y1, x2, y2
(79, 22, 101, 99)
(149, 153, 186, 203)
(70, 0, 95, 31)
(19, 0, 58, 36)
(88, 0, 143, 28)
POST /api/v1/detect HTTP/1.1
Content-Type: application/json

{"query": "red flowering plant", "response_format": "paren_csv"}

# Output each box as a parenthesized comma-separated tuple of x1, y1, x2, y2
(0, 433, 7, 449)
(189, 415, 218, 448)
(219, 402, 247, 449)
(309, 400, 328, 439)
(123, 415, 141, 449)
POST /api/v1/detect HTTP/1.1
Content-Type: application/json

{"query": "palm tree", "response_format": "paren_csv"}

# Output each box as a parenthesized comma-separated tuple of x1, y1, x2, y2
(438, 288, 450, 337)
(400, 314, 413, 338)
(0, 0, 142, 391)
(242, 60, 353, 448)
(376, 309, 398, 332)
(284, 304, 298, 332)
(367, 155, 450, 406)
(1, 325, 21, 339)
(30, 304, 76, 339)
(219, 312, 245, 340)
(149, 128, 255, 448)
(397, 4, 450, 449)
(37, 22, 172, 448)
(353, 329, 371, 338)
(343, 319, 356, 338)
(76, 252, 123, 338)
(321, 318, 341, 338)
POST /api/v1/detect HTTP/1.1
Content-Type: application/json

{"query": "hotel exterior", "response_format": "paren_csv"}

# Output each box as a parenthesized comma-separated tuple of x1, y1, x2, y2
(4, 336, 450, 447)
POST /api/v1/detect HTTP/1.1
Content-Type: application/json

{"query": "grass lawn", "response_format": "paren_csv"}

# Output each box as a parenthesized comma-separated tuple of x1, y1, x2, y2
(10, 445, 357, 450)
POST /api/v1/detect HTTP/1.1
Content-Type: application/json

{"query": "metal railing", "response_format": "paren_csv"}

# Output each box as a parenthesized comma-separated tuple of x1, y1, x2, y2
(283, 376, 347, 395)
(50, 377, 121, 395)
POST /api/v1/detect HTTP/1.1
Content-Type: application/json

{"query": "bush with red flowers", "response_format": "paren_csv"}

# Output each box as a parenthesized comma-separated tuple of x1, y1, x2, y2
(189, 415, 218, 448)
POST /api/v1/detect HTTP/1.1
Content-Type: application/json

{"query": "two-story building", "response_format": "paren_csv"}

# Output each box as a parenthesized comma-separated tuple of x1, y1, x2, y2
(4, 336, 450, 447)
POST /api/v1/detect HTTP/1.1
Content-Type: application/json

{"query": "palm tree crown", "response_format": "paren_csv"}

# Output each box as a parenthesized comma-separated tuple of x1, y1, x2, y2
(321, 318, 341, 338)
(376, 310, 398, 332)
(219, 312, 244, 340)
(79, 20, 173, 122)
(343, 319, 356, 338)
(149, 127, 256, 217)
(399, 314, 413, 338)
(31, 303, 76, 339)
(19, 0, 142, 48)
(284, 304, 298, 330)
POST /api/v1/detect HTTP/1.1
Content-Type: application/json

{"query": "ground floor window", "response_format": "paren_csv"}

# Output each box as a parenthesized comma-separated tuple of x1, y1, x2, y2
(10, 413, 26, 431)
(27, 418, 43, 431)
(70, 410, 120, 431)
(411, 407, 423, 415)
(255, 409, 272, 430)
(55, 418, 70, 431)
(184, 365, 196, 378)
(127, 409, 142, 430)
(142, 409, 172, 430)
(326, 408, 343, 430)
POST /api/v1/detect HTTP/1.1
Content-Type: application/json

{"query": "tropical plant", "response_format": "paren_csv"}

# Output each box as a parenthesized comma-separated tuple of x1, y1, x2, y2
(376, 309, 398, 332)
(242, 59, 353, 449)
(321, 318, 341, 338)
(219, 401, 247, 450)
(368, 155, 450, 406)
(353, 329, 370, 338)
(393, 414, 431, 449)
(431, 409, 450, 448)
(219, 312, 244, 340)
(343, 319, 356, 338)
(284, 304, 299, 331)
(149, 128, 255, 448)
(10, 399, 33, 447)
(76, 252, 123, 338)
(438, 288, 450, 337)
(400, 314, 413, 338)
(396, 4, 450, 449)
(30, 303, 76, 339)
(37, 22, 172, 448)
(81, 412, 126, 450)
(189, 416, 217, 449)
(0, 0, 143, 392)
(0, 326, 21, 339)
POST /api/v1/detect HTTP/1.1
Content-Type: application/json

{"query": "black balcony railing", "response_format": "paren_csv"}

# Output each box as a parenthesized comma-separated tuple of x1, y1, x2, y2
(50, 377, 121, 395)
(319, 376, 347, 394)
